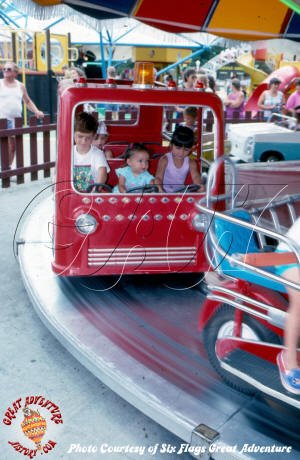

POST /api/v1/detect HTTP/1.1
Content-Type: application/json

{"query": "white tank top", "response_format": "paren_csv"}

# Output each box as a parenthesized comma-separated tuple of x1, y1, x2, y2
(0, 79, 23, 120)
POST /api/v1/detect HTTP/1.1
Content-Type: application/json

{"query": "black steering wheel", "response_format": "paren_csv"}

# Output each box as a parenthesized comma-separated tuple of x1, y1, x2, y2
(86, 183, 112, 193)
(174, 184, 200, 193)
(127, 184, 159, 194)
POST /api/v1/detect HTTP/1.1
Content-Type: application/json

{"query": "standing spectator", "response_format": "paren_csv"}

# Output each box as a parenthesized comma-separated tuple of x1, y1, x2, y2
(61, 64, 72, 79)
(223, 78, 245, 119)
(175, 68, 197, 120)
(207, 75, 216, 93)
(286, 79, 300, 117)
(57, 66, 86, 95)
(107, 65, 117, 81)
(106, 66, 119, 120)
(180, 67, 197, 90)
(226, 72, 238, 95)
(181, 107, 197, 131)
(257, 77, 285, 120)
(180, 106, 198, 145)
(70, 66, 86, 81)
(0, 61, 44, 168)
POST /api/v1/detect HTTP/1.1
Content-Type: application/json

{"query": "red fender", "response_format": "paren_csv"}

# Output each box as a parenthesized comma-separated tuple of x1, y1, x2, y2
(199, 279, 287, 336)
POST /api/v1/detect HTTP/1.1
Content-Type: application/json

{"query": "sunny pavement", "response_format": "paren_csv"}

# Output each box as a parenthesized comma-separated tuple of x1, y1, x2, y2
(0, 179, 193, 460)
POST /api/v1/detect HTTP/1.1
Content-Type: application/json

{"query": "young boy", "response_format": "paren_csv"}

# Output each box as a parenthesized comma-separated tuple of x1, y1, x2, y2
(73, 112, 110, 192)
(155, 125, 204, 193)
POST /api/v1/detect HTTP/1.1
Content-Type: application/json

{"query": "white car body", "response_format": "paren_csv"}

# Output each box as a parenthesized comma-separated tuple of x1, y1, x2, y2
(227, 121, 300, 162)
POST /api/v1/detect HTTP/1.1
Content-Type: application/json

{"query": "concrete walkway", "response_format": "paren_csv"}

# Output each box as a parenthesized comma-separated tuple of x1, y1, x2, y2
(0, 180, 192, 460)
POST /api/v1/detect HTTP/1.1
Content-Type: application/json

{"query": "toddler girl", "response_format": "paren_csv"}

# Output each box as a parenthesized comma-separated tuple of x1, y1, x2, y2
(113, 143, 155, 193)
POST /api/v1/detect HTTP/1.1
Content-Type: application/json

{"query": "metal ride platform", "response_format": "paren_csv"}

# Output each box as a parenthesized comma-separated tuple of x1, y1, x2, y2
(18, 197, 300, 459)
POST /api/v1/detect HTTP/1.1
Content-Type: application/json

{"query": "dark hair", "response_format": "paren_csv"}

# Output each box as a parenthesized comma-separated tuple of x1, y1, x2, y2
(294, 78, 300, 86)
(85, 50, 96, 61)
(208, 74, 216, 92)
(183, 106, 197, 118)
(183, 68, 196, 82)
(171, 126, 194, 148)
(231, 78, 241, 90)
(124, 143, 150, 162)
(269, 77, 281, 86)
(75, 112, 98, 134)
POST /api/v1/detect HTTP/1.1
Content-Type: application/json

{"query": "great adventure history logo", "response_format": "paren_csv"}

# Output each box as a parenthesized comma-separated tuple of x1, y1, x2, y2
(3, 395, 63, 458)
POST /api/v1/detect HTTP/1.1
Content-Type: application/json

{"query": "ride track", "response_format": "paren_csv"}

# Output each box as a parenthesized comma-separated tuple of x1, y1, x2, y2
(18, 196, 300, 458)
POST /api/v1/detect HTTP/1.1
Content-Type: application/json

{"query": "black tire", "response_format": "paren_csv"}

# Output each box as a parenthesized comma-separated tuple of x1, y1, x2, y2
(261, 151, 283, 162)
(203, 304, 281, 395)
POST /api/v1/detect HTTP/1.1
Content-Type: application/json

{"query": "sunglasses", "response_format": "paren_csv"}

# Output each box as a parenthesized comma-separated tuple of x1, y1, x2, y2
(4, 67, 14, 71)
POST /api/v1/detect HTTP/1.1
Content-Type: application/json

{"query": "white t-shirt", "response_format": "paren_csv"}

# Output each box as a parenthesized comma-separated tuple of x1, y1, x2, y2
(277, 217, 300, 252)
(73, 145, 110, 181)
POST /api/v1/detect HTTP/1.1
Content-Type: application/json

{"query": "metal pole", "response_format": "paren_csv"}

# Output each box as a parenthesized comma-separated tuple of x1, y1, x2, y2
(67, 32, 71, 66)
(99, 30, 106, 78)
(45, 29, 53, 121)
(21, 31, 27, 125)
(11, 31, 17, 63)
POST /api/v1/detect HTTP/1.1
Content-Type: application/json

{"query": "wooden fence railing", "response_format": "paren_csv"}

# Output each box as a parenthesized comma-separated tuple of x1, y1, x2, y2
(0, 116, 56, 188)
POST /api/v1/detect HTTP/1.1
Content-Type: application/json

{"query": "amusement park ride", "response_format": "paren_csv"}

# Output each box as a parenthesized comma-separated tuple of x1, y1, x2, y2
(17, 62, 300, 457)
(14, 0, 300, 457)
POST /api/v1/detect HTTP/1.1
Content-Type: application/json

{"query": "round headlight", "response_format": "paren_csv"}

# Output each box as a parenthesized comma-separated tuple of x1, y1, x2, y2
(245, 137, 254, 158)
(75, 214, 98, 235)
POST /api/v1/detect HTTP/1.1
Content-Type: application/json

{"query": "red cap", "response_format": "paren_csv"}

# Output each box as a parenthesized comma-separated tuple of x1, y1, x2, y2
(167, 80, 177, 88)
(195, 80, 204, 89)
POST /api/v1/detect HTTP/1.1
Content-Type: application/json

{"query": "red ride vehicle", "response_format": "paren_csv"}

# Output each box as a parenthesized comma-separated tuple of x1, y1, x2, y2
(52, 74, 224, 277)
(197, 158, 300, 406)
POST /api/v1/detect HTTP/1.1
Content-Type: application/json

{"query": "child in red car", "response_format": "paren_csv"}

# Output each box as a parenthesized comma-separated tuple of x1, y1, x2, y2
(155, 126, 203, 193)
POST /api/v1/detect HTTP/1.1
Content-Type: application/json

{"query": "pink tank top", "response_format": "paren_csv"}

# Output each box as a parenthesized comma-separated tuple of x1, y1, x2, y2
(163, 152, 190, 193)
